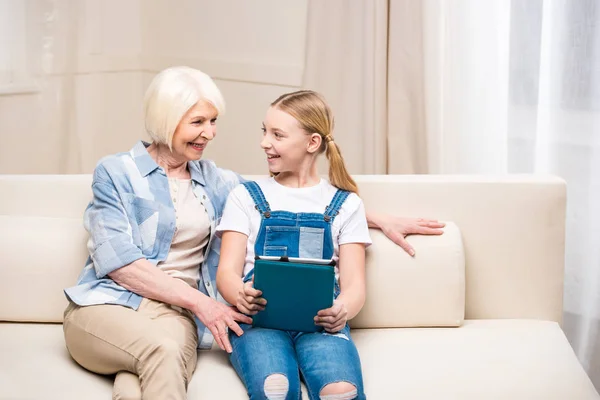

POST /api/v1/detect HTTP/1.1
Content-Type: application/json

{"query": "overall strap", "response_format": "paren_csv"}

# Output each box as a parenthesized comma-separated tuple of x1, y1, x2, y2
(242, 181, 272, 218)
(324, 189, 351, 222)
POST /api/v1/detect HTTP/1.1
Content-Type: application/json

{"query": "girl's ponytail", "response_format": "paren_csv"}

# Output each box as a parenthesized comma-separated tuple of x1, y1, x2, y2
(324, 136, 358, 193)
(271, 90, 359, 193)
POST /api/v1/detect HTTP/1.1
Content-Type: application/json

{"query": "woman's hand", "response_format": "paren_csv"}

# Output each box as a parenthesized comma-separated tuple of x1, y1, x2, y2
(192, 296, 252, 353)
(371, 215, 445, 256)
(236, 278, 267, 315)
(315, 299, 348, 333)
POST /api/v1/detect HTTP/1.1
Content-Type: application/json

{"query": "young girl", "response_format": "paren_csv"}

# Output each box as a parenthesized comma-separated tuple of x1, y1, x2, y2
(216, 90, 369, 400)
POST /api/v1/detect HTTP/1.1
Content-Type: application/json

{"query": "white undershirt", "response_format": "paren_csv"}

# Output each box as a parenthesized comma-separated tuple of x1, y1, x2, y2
(158, 178, 210, 289)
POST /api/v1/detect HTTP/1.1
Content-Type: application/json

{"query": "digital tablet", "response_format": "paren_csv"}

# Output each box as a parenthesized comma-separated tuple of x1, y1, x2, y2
(252, 256, 335, 333)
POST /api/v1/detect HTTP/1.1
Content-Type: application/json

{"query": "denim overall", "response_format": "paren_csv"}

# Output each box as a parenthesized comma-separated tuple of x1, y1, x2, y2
(242, 180, 348, 288)
(228, 181, 366, 400)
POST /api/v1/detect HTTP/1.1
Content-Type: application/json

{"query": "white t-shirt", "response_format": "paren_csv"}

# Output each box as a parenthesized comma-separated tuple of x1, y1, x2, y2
(216, 177, 372, 278)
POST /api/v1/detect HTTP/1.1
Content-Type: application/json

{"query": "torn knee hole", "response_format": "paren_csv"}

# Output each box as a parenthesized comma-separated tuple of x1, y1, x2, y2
(319, 381, 358, 400)
(263, 373, 289, 400)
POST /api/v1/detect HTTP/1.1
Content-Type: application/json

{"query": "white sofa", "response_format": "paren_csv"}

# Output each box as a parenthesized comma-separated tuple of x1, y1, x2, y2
(0, 174, 598, 399)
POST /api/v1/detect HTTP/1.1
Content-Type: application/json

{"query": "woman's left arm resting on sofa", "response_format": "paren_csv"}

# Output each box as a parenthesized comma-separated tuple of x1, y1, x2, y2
(365, 211, 446, 256)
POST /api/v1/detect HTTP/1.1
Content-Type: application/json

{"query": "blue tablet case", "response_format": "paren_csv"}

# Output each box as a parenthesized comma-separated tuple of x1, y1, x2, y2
(252, 258, 335, 333)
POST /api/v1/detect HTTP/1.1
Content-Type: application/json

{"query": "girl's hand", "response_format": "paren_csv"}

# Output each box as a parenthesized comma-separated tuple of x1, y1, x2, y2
(236, 278, 267, 315)
(315, 299, 348, 333)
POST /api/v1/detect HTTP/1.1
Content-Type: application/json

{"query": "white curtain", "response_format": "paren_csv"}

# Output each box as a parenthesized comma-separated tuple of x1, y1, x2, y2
(415, 0, 600, 387)
(303, 0, 388, 174)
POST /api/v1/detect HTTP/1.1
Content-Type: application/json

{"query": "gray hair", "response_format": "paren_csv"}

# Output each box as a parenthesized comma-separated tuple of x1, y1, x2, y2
(143, 66, 225, 149)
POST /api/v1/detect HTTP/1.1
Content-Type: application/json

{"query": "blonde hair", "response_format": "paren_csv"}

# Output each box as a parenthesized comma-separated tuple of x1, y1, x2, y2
(143, 66, 225, 149)
(271, 90, 358, 193)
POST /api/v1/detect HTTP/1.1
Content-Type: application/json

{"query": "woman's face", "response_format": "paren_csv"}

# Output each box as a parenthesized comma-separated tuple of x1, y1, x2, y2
(260, 106, 316, 175)
(171, 101, 218, 161)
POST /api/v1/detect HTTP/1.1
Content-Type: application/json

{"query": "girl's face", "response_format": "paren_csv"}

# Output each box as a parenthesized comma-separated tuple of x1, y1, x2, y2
(260, 106, 320, 175)
(171, 101, 218, 161)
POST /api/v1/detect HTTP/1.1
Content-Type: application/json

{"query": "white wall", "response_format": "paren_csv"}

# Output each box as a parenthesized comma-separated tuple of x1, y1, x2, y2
(0, 0, 308, 174)
(141, 0, 308, 174)
(0, 0, 146, 174)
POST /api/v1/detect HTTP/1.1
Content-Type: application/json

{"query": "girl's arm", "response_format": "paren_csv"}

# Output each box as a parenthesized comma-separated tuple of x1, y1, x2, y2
(315, 242, 366, 332)
(216, 231, 248, 305)
(216, 231, 266, 315)
(335, 242, 367, 320)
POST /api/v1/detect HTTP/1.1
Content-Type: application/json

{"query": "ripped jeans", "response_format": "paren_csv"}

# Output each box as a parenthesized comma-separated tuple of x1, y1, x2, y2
(229, 323, 365, 400)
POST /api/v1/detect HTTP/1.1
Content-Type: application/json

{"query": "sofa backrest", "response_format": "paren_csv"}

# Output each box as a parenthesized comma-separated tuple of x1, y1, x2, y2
(0, 174, 565, 326)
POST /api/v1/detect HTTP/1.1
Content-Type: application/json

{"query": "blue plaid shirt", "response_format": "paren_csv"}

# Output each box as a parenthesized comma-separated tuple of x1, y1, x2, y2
(64, 141, 245, 349)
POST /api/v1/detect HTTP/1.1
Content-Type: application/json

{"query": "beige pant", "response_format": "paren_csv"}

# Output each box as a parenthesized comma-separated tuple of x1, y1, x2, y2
(63, 298, 198, 400)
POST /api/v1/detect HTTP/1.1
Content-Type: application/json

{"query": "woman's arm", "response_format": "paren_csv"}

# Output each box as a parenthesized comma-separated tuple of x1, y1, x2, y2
(109, 257, 251, 353)
(109, 258, 209, 312)
(216, 231, 266, 315)
(365, 211, 445, 256)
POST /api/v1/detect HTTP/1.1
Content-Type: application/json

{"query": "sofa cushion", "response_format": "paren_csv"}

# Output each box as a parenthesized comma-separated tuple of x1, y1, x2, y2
(0, 323, 113, 400)
(190, 320, 598, 399)
(2, 320, 596, 399)
(350, 320, 599, 399)
(0, 216, 87, 322)
(0, 212, 465, 328)
(351, 221, 465, 328)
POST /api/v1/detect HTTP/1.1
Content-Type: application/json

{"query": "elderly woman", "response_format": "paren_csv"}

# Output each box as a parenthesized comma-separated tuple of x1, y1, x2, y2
(62, 66, 444, 400)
